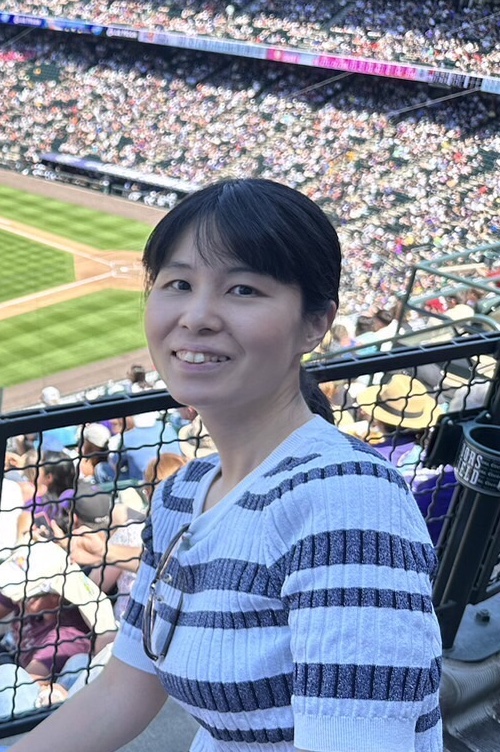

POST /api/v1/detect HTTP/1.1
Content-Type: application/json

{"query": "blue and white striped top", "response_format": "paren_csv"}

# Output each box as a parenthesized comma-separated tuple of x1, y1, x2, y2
(113, 416, 442, 751)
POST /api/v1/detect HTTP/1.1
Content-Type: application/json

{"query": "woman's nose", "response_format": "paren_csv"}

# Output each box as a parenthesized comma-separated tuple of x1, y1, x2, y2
(178, 292, 223, 332)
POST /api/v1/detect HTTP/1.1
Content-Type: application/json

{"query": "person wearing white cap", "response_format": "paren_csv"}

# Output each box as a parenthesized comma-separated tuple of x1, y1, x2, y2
(40, 386, 61, 406)
(80, 423, 114, 484)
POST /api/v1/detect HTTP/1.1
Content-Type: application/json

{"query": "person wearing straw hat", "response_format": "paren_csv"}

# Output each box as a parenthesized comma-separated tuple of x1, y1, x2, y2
(356, 374, 443, 468)
(0, 541, 117, 675)
(356, 374, 455, 544)
(10, 180, 442, 752)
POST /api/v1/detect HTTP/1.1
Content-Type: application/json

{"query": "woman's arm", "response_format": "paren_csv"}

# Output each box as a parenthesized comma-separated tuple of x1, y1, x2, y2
(9, 656, 167, 752)
(69, 527, 143, 573)
(76, 540, 143, 572)
(16, 510, 32, 541)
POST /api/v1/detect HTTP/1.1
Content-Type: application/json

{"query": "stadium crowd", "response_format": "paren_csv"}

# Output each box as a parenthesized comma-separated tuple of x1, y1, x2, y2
(0, 370, 195, 718)
(7, 0, 500, 76)
(1, 29, 499, 317)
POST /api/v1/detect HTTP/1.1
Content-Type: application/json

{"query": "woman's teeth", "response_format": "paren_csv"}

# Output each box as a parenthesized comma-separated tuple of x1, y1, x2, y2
(176, 351, 228, 364)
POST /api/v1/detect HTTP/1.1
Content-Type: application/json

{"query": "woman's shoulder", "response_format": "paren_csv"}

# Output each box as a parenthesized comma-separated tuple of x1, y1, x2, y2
(262, 417, 432, 547)
(281, 416, 402, 472)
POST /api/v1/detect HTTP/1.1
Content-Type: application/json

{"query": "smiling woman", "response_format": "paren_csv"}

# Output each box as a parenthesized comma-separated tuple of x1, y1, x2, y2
(11, 179, 443, 752)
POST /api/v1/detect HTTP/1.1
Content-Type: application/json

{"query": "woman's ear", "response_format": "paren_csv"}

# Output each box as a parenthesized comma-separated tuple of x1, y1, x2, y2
(302, 302, 337, 354)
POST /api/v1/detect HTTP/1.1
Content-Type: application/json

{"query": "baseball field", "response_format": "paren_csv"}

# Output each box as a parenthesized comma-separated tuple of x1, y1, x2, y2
(0, 173, 166, 410)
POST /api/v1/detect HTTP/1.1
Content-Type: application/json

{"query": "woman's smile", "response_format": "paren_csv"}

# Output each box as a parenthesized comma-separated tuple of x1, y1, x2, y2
(174, 350, 230, 364)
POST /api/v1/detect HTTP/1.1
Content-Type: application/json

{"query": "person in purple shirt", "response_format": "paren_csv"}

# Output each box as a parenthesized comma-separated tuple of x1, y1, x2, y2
(0, 576, 99, 720)
(0, 541, 117, 719)
(0, 590, 91, 678)
(17, 451, 76, 541)
(357, 374, 454, 543)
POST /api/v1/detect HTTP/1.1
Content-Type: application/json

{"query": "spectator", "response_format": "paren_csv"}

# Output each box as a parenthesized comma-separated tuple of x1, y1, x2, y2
(0, 541, 116, 717)
(68, 455, 187, 622)
(142, 452, 187, 502)
(328, 323, 356, 351)
(17, 451, 76, 541)
(79, 423, 115, 484)
(124, 364, 151, 394)
(356, 374, 442, 463)
(353, 313, 379, 355)
(7, 0, 500, 75)
(112, 412, 182, 481)
(355, 373, 454, 542)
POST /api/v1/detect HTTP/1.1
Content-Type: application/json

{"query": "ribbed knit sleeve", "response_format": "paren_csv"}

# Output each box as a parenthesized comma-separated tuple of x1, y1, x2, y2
(264, 431, 442, 752)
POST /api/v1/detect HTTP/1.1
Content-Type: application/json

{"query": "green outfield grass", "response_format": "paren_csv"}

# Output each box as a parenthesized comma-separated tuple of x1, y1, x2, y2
(0, 229, 75, 303)
(0, 185, 151, 251)
(0, 290, 147, 387)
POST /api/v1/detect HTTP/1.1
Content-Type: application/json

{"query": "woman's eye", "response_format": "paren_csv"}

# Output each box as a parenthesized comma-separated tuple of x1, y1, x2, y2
(230, 284, 257, 296)
(165, 279, 190, 291)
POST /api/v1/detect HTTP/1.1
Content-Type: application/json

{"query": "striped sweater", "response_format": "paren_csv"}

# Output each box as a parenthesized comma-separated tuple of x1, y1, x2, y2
(113, 416, 442, 751)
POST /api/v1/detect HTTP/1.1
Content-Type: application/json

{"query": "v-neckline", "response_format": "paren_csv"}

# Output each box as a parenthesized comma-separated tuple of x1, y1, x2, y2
(188, 415, 321, 536)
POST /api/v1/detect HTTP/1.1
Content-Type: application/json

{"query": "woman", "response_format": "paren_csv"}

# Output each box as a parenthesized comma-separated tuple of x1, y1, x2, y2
(10, 179, 442, 751)
(17, 450, 76, 541)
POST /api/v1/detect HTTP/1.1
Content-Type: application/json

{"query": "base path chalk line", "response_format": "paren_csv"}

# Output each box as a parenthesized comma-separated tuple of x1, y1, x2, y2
(0, 216, 115, 269)
(0, 272, 114, 312)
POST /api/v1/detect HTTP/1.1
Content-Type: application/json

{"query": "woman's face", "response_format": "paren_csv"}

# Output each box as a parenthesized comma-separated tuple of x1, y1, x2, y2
(37, 466, 51, 490)
(145, 228, 325, 420)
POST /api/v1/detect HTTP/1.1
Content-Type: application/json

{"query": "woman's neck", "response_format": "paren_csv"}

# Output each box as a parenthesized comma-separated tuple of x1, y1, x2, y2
(201, 395, 314, 497)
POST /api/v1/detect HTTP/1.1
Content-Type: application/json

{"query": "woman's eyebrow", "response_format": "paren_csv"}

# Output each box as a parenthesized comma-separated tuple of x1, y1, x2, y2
(226, 266, 259, 275)
(162, 261, 258, 275)
(161, 261, 192, 270)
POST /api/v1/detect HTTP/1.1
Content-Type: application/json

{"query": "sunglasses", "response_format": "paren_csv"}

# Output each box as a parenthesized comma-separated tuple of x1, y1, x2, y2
(143, 523, 191, 661)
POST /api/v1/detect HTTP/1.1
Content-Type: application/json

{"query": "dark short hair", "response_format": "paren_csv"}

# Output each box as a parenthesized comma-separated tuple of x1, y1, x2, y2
(355, 315, 374, 336)
(41, 451, 76, 497)
(143, 178, 341, 313)
(128, 364, 147, 383)
(374, 309, 393, 327)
